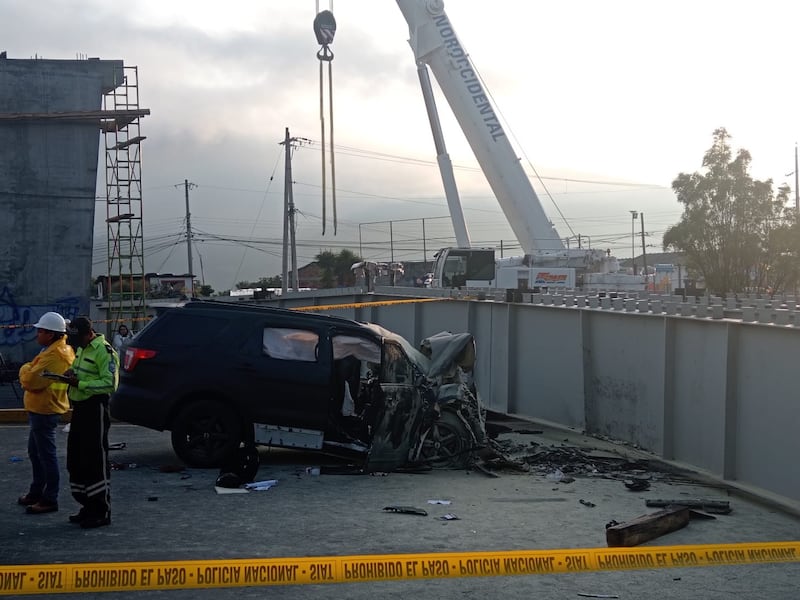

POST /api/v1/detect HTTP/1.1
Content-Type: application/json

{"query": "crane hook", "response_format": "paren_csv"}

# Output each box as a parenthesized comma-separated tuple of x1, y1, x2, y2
(313, 10, 336, 61)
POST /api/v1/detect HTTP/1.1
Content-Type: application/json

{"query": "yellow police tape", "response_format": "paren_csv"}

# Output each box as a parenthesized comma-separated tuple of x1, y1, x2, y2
(0, 298, 446, 330)
(1, 542, 798, 595)
(290, 297, 448, 312)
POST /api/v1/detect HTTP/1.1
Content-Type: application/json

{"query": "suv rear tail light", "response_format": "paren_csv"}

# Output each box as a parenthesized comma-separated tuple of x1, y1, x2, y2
(124, 347, 157, 372)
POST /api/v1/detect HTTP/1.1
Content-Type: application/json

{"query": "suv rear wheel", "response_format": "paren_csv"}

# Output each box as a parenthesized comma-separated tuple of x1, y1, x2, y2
(171, 399, 242, 468)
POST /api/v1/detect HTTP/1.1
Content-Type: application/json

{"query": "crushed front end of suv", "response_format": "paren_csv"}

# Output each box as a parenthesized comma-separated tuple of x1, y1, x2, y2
(110, 301, 485, 472)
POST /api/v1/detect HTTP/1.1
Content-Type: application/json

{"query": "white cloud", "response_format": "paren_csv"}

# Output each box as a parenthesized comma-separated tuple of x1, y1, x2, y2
(4, 0, 798, 290)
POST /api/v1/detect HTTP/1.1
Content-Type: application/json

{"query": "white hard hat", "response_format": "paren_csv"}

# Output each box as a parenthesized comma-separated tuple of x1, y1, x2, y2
(33, 312, 67, 333)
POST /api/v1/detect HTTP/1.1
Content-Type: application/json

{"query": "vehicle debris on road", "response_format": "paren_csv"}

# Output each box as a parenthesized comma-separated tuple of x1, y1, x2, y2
(646, 498, 732, 514)
(383, 505, 428, 516)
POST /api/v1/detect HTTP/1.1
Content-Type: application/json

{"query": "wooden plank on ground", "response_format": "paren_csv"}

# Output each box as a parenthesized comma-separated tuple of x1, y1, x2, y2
(606, 505, 690, 547)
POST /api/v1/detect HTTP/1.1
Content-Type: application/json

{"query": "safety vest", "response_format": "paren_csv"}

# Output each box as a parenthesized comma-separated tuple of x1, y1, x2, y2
(68, 334, 120, 402)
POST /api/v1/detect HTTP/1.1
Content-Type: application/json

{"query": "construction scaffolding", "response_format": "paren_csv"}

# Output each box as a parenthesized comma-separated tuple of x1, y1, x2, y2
(103, 65, 148, 337)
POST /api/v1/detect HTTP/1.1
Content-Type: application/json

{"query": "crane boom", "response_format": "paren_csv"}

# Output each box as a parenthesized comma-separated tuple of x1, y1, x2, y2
(396, 0, 565, 255)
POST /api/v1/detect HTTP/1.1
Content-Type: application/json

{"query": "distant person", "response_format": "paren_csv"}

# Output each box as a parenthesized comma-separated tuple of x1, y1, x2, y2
(112, 324, 134, 354)
(63, 317, 119, 528)
(17, 312, 75, 515)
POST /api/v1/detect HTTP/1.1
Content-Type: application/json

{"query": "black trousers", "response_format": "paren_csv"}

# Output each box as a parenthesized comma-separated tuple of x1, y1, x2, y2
(67, 395, 111, 518)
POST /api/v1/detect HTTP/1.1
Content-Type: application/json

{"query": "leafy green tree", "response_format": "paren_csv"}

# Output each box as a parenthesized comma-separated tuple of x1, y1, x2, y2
(198, 284, 215, 297)
(663, 128, 799, 294)
(236, 275, 282, 289)
(315, 249, 361, 288)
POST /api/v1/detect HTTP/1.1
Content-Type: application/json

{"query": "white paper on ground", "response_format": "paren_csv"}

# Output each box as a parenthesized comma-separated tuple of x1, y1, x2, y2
(214, 486, 248, 494)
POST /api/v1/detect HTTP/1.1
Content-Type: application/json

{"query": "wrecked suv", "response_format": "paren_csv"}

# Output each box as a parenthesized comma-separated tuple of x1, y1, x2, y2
(110, 300, 485, 472)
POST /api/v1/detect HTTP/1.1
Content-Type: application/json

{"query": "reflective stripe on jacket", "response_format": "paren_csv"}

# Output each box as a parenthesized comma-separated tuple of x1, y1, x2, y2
(68, 334, 120, 402)
(18, 337, 75, 415)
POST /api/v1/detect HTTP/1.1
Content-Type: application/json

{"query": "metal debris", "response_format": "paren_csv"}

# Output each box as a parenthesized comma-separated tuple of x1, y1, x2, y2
(383, 506, 428, 516)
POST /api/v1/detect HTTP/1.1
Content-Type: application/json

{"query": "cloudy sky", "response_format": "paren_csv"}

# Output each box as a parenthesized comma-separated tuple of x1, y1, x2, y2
(3, 0, 799, 291)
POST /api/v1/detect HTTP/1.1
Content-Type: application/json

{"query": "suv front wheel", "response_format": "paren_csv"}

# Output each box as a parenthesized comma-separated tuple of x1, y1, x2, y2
(171, 399, 242, 468)
(418, 410, 473, 469)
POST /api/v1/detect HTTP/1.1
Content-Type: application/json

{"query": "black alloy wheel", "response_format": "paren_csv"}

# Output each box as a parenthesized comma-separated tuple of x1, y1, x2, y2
(418, 410, 472, 469)
(171, 399, 242, 468)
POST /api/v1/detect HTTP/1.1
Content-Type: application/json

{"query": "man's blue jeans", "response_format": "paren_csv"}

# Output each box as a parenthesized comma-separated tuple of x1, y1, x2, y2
(27, 413, 61, 504)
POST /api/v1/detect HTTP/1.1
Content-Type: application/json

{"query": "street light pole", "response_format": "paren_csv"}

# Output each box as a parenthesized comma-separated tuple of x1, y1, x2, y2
(630, 210, 638, 275)
(795, 143, 798, 212)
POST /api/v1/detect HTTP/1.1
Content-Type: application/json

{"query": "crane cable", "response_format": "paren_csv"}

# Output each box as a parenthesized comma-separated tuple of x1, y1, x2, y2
(314, 8, 337, 235)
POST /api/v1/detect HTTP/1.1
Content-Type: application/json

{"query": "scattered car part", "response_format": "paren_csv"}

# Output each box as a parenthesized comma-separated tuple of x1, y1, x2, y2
(645, 498, 731, 514)
(624, 478, 651, 491)
(383, 506, 428, 516)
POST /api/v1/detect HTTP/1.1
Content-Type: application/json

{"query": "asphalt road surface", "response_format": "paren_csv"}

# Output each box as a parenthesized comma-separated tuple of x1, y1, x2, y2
(1, 421, 799, 599)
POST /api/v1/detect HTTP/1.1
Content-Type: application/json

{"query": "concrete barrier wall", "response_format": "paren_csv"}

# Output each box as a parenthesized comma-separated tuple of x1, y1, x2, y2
(0, 58, 123, 362)
(263, 289, 800, 506)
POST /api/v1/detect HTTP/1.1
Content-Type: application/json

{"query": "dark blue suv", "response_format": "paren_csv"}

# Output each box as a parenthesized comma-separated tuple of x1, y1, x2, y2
(110, 300, 485, 471)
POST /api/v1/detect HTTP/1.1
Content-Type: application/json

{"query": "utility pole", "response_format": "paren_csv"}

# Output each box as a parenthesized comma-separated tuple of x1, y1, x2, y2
(289, 172, 298, 291)
(640, 212, 647, 283)
(183, 179, 196, 297)
(630, 210, 638, 275)
(795, 143, 798, 212)
(280, 128, 302, 293)
(281, 129, 290, 295)
(422, 218, 427, 265)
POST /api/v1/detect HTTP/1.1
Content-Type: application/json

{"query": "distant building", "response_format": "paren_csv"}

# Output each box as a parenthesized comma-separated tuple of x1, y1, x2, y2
(94, 273, 194, 300)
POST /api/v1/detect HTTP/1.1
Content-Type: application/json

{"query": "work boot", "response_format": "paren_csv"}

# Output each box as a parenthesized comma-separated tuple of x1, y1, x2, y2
(68, 509, 89, 524)
(80, 515, 111, 529)
(25, 501, 58, 514)
(17, 494, 40, 506)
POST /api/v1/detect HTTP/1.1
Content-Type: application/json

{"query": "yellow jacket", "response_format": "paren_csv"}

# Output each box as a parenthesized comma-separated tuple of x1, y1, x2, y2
(18, 338, 75, 415)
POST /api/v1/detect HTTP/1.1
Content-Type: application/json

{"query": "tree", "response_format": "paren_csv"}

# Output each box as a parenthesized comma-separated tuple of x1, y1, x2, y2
(235, 276, 282, 290)
(198, 284, 214, 297)
(663, 128, 800, 294)
(315, 249, 361, 288)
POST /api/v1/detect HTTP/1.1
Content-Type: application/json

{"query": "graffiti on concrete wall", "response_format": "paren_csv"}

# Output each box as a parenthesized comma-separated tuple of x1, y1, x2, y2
(0, 286, 83, 347)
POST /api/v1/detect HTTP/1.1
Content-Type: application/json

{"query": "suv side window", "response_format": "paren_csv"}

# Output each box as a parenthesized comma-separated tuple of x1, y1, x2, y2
(262, 328, 319, 362)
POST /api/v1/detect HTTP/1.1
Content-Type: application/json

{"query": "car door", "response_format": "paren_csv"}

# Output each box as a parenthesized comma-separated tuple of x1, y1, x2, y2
(232, 319, 333, 432)
(365, 340, 426, 472)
